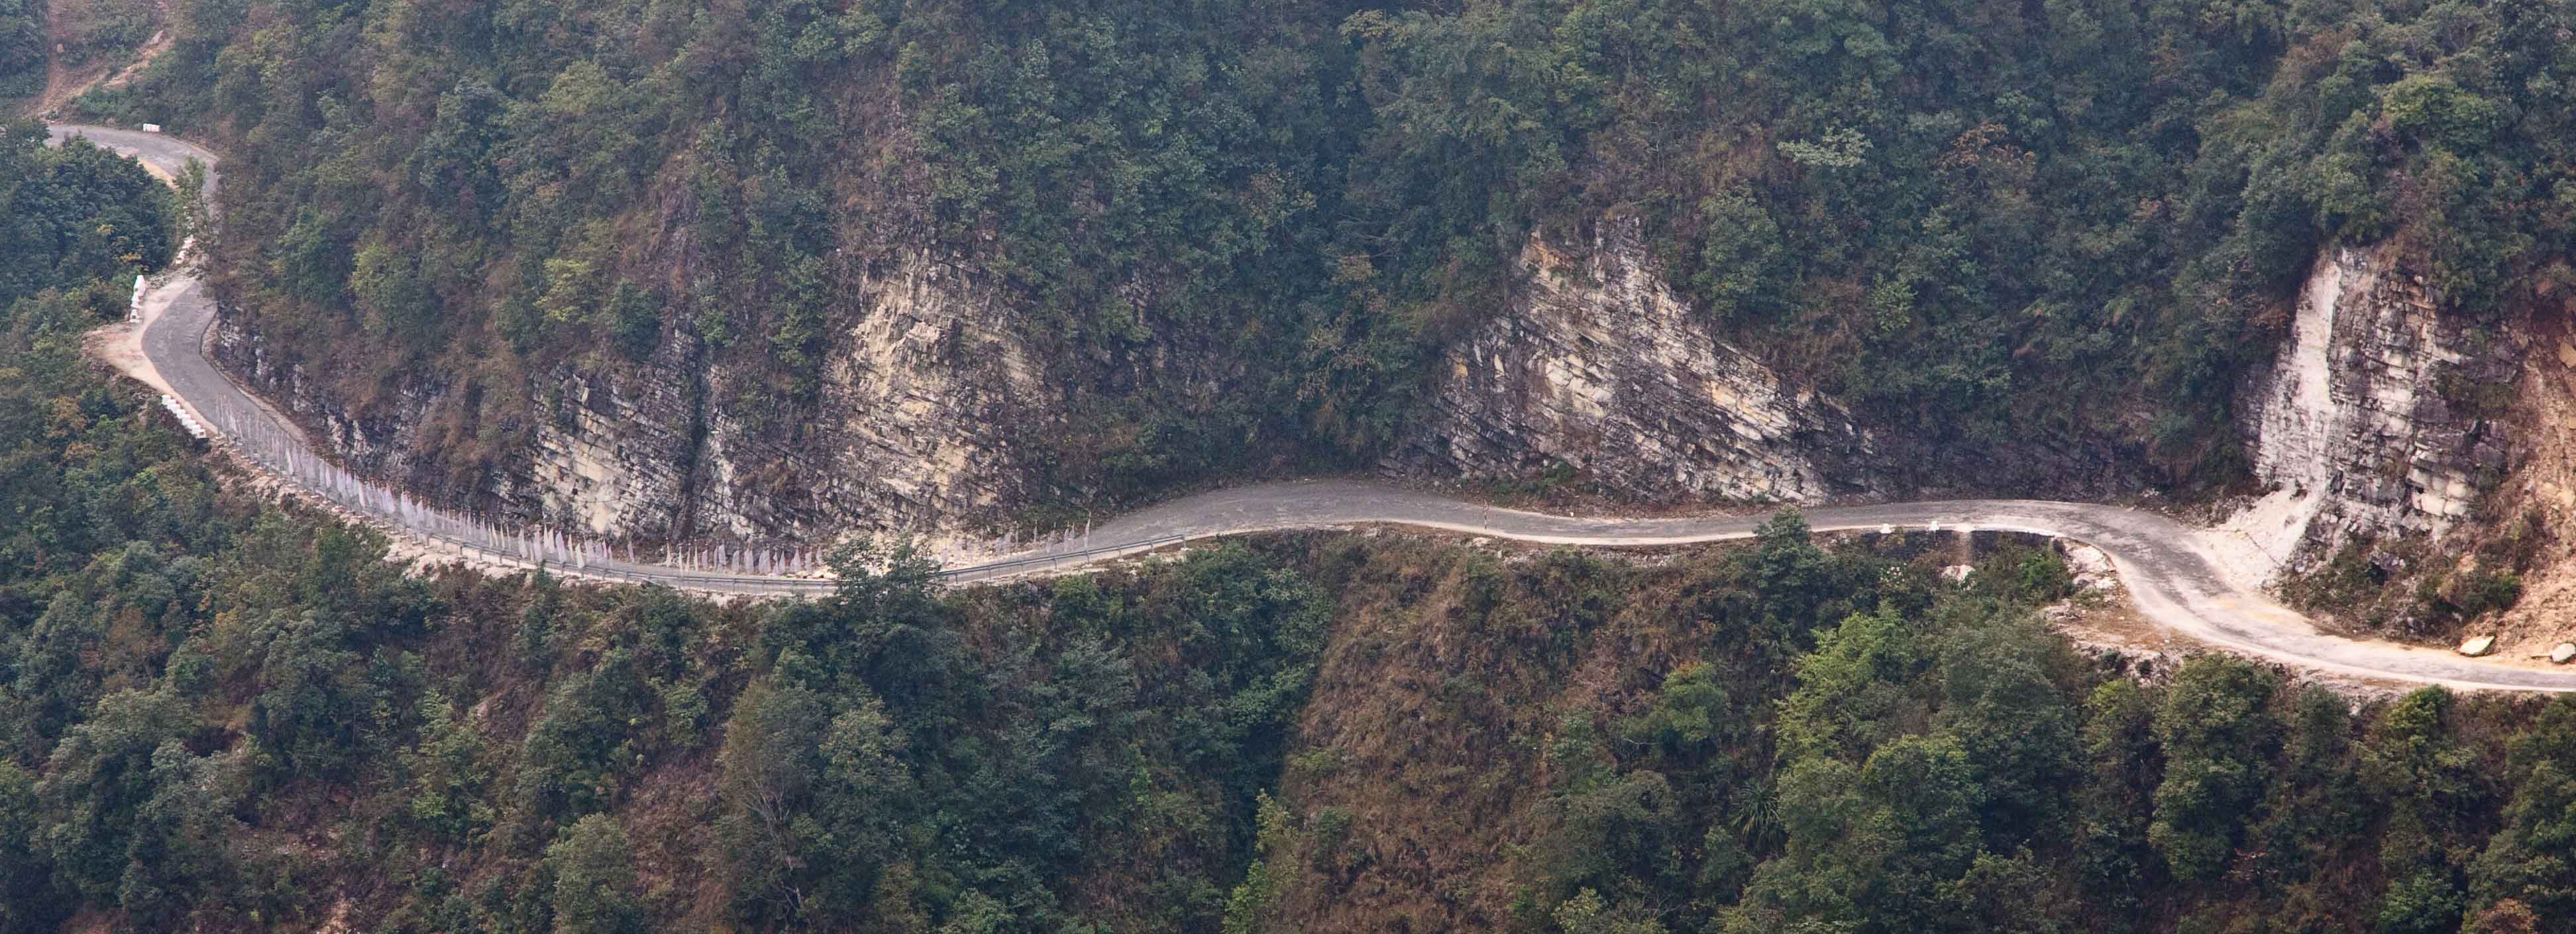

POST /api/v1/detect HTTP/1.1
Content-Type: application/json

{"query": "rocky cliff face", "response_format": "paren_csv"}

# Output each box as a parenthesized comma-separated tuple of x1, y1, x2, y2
(215, 217, 1898, 552)
(2229, 246, 2514, 572)
(1393, 223, 1884, 503)
(214, 249, 1049, 554)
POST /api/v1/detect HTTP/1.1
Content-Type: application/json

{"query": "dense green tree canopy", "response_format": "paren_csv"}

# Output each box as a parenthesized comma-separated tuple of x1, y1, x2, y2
(0, 122, 180, 306)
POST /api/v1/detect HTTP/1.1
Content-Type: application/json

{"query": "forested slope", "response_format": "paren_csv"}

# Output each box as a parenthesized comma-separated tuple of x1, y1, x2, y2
(1, 0, 168, 104)
(65, 0, 2576, 525)
(30, 35, 2576, 933)
(11, 329, 2576, 934)
(9, 136, 2576, 929)
(0, 121, 175, 295)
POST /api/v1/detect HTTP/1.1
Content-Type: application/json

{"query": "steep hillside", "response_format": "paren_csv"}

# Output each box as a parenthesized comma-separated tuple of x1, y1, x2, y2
(90, 0, 1377, 545)
(2224, 240, 2576, 656)
(32, 47, 2576, 934)
(1240, 538, 2576, 934)
(0, 150, 2567, 923)
(56, 0, 2576, 543)
(2270, 258, 2576, 660)
(1, 0, 168, 112)
(11, 327, 2576, 934)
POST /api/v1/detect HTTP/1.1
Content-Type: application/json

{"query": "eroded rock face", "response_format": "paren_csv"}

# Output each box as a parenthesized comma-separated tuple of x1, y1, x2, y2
(2237, 246, 2514, 560)
(214, 248, 1047, 552)
(688, 252, 1046, 545)
(1394, 223, 1884, 502)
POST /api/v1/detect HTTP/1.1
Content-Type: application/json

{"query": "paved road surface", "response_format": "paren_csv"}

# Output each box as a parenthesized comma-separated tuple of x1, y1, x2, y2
(48, 124, 2576, 692)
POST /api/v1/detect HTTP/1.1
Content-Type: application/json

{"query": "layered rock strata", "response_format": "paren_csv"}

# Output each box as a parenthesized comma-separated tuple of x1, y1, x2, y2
(213, 249, 1047, 552)
(1395, 223, 1884, 503)
(2231, 246, 2514, 572)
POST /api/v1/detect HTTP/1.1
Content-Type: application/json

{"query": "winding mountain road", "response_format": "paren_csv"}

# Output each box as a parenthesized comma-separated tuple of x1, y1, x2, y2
(50, 123, 2576, 692)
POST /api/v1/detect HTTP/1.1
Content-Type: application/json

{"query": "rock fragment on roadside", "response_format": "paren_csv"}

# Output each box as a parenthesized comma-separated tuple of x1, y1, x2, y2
(2457, 635, 2495, 657)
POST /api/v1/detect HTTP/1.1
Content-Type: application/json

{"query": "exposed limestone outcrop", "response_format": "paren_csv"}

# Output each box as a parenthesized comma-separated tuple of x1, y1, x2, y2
(2230, 246, 2514, 572)
(214, 249, 1047, 552)
(1393, 223, 1883, 502)
(704, 252, 1047, 542)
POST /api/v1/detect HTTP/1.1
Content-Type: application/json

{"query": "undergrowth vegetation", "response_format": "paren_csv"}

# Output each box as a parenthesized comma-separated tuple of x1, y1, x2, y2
(2280, 507, 2548, 639)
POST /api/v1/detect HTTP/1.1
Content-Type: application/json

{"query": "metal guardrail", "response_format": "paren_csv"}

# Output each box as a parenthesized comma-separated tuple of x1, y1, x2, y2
(175, 393, 1202, 594)
(936, 535, 1190, 580)
(476, 534, 1199, 591)
(350, 492, 1196, 591)
(289, 466, 1196, 592)
(174, 401, 1205, 592)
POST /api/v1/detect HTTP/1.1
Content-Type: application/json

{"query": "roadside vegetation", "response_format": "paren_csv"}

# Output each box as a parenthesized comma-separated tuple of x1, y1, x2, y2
(2281, 509, 2550, 641)
(0, 120, 176, 301)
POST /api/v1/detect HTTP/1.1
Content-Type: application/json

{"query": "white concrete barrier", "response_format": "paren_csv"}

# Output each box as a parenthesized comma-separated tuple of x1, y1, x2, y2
(158, 395, 208, 438)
